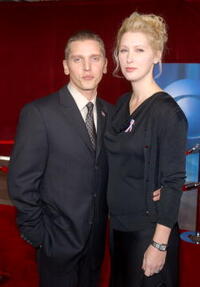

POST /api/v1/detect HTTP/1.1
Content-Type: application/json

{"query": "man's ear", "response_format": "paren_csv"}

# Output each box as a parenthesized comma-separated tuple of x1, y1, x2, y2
(103, 58, 108, 74)
(63, 59, 69, 75)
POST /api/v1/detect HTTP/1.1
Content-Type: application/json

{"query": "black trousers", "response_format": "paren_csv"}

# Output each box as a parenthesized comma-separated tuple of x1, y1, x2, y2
(110, 224, 179, 287)
(37, 228, 101, 287)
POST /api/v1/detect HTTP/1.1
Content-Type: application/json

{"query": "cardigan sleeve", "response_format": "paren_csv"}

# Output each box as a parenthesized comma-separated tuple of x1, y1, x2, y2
(156, 104, 188, 228)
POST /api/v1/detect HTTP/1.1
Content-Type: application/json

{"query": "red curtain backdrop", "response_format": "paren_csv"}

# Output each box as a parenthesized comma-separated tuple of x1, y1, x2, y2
(0, 0, 200, 147)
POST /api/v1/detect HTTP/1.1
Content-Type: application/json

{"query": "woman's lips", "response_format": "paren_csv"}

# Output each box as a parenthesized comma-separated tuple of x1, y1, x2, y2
(125, 67, 137, 72)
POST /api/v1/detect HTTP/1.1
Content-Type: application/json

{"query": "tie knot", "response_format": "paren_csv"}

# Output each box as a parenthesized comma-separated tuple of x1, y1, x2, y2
(86, 102, 94, 113)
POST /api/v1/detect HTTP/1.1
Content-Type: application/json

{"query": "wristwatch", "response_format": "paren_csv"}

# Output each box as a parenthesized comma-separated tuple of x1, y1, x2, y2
(151, 240, 168, 251)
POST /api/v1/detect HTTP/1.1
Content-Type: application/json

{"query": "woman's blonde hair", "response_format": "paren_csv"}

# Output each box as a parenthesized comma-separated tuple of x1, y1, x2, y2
(113, 12, 168, 77)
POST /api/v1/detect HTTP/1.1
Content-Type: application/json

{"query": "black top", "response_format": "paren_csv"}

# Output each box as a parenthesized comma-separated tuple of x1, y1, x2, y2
(105, 91, 188, 230)
(105, 92, 161, 230)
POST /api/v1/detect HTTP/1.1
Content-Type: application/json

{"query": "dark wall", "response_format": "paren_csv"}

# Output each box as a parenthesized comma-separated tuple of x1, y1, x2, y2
(0, 0, 200, 143)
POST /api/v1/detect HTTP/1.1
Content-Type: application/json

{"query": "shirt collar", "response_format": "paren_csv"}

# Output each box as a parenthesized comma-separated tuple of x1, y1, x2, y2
(68, 82, 97, 112)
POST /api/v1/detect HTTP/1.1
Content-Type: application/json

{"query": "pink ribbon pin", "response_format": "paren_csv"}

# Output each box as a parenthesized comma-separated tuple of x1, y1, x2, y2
(125, 119, 135, 133)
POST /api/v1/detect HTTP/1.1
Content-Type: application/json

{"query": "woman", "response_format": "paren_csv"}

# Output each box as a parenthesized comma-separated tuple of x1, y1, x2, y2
(105, 12, 188, 287)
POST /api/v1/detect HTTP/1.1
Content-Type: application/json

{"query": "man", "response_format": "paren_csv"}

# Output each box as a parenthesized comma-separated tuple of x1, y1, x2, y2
(8, 31, 111, 287)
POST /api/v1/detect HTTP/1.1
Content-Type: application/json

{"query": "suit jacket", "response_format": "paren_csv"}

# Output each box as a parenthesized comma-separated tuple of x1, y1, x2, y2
(8, 85, 111, 272)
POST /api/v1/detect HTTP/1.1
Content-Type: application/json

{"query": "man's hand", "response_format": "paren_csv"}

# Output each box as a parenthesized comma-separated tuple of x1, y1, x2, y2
(152, 188, 161, 201)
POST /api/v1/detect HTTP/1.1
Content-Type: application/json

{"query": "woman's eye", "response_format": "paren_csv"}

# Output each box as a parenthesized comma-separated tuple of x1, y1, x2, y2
(136, 48, 144, 52)
(119, 49, 128, 53)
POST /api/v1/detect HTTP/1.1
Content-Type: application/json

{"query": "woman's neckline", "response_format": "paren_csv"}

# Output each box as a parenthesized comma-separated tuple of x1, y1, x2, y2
(128, 90, 164, 116)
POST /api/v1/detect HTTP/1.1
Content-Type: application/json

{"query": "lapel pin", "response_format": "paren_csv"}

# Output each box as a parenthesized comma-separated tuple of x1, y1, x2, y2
(101, 110, 106, 117)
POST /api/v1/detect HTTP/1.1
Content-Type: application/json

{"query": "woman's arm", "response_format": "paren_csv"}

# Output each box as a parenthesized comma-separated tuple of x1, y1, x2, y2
(142, 102, 188, 276)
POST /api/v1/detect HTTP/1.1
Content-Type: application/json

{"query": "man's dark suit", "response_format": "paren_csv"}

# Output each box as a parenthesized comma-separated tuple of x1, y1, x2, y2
(8, 85, 111, 286)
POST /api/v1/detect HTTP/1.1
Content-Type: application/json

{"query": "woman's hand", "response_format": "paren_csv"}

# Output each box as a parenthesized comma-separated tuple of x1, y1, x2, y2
(152, 188, 161, 201)
(142, 244, 167, 277)
(142, 222, 171, 276)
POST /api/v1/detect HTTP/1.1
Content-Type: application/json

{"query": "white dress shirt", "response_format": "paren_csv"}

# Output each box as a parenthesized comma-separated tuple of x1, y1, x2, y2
(68, 83, 97, 131)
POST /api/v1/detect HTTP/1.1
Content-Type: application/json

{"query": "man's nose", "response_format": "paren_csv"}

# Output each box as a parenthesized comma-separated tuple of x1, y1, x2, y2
(83, 59, 91, 71)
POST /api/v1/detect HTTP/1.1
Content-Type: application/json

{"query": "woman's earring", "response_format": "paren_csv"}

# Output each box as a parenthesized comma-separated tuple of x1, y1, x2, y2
(154, 61, 162, 79)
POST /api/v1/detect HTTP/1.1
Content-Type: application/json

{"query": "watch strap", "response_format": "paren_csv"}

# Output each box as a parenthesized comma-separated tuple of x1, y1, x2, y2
(151, 240, 168, 251)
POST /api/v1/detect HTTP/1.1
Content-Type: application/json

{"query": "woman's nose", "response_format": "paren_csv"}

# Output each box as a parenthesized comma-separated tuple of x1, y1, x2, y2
(127, 52, 134, 63)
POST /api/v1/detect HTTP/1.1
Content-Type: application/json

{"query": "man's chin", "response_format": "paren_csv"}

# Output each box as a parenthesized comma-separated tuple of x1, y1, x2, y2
(81, 84, 97, 91)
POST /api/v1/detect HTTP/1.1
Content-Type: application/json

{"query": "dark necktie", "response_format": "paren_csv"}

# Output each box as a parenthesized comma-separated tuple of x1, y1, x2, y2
(85, 102, 96, 150)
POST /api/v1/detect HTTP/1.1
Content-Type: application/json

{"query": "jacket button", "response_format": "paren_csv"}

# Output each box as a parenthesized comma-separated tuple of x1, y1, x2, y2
(146, 210, 150, 215)
(93, 193, 97, 197)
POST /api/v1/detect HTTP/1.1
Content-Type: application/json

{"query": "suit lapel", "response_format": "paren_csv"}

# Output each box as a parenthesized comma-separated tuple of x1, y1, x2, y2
(96, 98, 107, 160)
(59, 86, 95, 154)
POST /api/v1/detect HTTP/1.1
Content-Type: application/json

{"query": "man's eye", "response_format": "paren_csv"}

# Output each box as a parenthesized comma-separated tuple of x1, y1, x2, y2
(92, 56, 100, 61)
(73, 57, 81, 62)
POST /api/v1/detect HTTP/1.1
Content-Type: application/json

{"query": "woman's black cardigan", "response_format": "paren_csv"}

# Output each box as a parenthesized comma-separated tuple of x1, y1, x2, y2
(110, 92, 188, 229)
